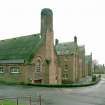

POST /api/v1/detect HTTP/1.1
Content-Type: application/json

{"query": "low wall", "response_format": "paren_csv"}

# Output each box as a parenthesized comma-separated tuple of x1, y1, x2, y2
(27, 78, 100, 88)
(0, 77, 101, 88)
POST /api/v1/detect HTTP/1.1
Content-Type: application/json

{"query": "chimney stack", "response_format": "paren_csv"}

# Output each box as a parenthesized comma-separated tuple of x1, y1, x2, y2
(41, 8, 53, 37)
(74, 36, 77, 44)
(55, 39, 59, 46)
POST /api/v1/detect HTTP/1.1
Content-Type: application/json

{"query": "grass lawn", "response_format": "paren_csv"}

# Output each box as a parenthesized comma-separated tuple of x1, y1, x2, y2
(0, 100, 26, 105)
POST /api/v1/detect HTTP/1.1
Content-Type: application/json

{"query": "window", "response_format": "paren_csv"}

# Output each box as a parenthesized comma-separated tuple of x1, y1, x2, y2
(10, 67, 20, 73)
(35, 60, 41, 80)
(0, 66, 4, 73)
(64, 65, 68, 71)
(63, 73, 68, 79)
(63, 65, 69, 79)
(35, 61, 41, 73)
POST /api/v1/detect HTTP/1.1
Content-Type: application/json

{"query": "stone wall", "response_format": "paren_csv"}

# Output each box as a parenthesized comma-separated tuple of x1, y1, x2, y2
(0, 64, 25, 83)
(58, 55, 74, 83)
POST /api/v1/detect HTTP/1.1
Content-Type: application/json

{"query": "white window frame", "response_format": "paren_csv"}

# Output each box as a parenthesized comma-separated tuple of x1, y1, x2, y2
(35, 60, 41, 80)
(35, 62, 41, 73)
(0, 66, 4, 73)
(10, 67, 20, 73)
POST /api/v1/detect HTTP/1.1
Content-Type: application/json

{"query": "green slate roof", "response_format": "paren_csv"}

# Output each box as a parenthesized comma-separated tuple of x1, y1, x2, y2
(55, 42, 77, 55)
(0, 34, 43, 64)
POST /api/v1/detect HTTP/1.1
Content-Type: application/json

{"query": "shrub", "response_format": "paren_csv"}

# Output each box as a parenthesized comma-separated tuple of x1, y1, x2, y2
(99, 74, 101, 78)
(92, 75, 96, 81)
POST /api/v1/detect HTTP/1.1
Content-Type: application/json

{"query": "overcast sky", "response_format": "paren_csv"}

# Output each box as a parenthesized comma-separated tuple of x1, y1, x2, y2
(0, 0, 105, 64)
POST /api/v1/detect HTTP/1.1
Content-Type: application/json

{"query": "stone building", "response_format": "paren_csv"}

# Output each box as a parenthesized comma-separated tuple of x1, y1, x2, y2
(85, 54, 92, 76)
(78, 46, 86, 77)
(55, 36, 90, 83)
(55, 36, 79, 83)
(0, 8, 92, 84)
(0, 8, 61, 84)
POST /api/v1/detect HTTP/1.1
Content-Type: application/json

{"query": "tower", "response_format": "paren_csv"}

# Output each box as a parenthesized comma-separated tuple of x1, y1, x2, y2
(41, 8, 57, 84)
(41, 8, 53, 37)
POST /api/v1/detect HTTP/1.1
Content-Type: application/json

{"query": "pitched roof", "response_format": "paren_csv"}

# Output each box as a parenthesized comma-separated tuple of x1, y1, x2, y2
(55, 42, 77, 55)
(0, 34, 43, 64)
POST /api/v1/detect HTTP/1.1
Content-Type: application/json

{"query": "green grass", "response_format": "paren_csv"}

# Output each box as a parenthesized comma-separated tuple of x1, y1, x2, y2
(0, 100, 26, 105)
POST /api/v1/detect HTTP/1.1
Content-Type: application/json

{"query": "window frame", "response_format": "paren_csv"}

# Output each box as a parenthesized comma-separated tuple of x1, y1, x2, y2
(10, 67, 20, 74)
(35, 60, 42, 80)
(63, 73, 68, 79)
(35, 62, 41, 73)
(0, 66, 4, 73)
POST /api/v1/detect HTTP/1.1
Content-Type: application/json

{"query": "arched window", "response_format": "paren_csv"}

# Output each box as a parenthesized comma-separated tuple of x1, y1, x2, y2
(35, 60, 41, 80)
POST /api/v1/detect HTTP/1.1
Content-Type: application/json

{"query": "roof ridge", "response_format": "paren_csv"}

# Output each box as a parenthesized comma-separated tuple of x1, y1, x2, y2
(58, 41, 74, 44)
(0, 33, 42, 64)
(0, 33, 40, 41)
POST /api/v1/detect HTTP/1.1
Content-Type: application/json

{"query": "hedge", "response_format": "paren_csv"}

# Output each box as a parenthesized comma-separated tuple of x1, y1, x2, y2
(26, 78, 100, 88)
(0, 78, 100, 88)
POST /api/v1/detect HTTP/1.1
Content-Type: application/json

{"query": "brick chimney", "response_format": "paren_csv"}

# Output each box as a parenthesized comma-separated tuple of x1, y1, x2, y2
(40, 8, 57, 84)
(55, 39, 59, 46)
(74, 36, 77, 44)
(41, 8, 53, 37)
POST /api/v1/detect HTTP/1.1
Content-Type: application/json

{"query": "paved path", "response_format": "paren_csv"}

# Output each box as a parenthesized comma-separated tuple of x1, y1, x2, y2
(0, 79, 105, 105)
